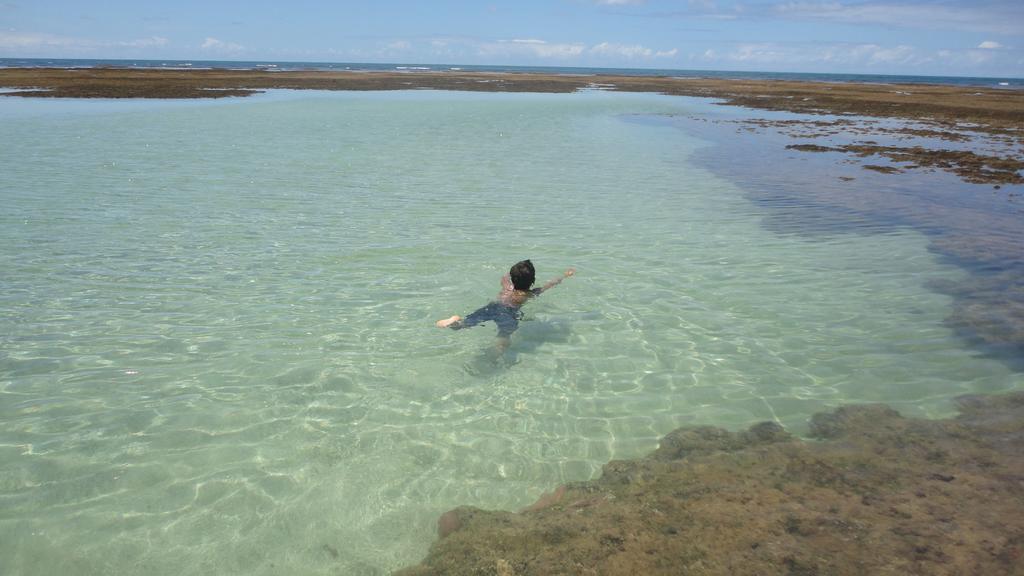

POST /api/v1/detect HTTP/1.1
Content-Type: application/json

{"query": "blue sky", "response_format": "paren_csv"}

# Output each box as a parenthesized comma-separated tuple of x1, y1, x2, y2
(1, 1, 1022, 77)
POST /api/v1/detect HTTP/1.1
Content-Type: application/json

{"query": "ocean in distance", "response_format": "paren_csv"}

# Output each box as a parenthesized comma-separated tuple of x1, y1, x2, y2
(1, 84, 1022, 574)
(1, 57, 1022, 89)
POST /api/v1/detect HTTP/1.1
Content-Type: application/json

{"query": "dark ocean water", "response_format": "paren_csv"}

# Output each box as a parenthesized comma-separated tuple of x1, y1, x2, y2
(1, 57, 1021, 89)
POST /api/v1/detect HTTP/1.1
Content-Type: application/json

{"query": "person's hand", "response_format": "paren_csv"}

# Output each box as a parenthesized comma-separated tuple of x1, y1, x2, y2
(564, 268, 576, 277)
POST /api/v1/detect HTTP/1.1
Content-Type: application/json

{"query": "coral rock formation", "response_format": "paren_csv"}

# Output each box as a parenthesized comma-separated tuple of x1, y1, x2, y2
(397, 393, 1024, 575)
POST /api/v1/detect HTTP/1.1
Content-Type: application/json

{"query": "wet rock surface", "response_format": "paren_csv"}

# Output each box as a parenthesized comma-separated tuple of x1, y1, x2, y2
(782, 142, 1024, 184)
(396, 392, 1024, 575)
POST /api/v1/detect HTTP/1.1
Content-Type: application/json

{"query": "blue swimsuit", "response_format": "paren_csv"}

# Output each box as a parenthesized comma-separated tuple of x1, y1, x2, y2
(455, 302, 524, 337)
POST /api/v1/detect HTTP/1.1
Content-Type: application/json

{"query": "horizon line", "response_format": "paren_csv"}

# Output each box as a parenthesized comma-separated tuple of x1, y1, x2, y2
(1, 56, 1022, 82)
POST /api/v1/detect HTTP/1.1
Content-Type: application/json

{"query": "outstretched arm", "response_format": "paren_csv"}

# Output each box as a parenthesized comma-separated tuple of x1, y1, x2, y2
(535, 268, 575, 294)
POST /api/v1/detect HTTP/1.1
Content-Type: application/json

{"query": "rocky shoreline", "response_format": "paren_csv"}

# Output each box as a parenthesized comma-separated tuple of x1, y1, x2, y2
(0, 68, 1019, 127)
(396, 392, 1024, 575)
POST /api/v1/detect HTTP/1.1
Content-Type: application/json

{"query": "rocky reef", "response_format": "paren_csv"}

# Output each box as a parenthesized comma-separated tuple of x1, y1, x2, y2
(396, 392, 1024, 575)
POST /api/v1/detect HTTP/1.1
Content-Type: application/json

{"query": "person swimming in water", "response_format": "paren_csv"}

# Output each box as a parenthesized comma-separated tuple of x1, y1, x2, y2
(436, 259, 575, 352)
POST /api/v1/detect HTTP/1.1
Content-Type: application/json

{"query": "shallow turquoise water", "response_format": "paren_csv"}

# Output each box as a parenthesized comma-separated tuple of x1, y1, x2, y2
(1, 90, 1021, 575)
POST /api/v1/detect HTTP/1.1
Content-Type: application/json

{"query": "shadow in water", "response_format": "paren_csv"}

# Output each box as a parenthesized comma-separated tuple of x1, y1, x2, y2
(671, 111, 1024, 370)
(461, 318, 573, 377)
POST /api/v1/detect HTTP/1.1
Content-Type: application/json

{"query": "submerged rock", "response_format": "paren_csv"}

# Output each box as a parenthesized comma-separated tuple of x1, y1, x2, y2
(396, 392, 1024, 576)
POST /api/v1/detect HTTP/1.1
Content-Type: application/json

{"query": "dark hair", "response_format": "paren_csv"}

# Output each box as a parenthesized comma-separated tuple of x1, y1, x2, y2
(509, 259, 536, 290)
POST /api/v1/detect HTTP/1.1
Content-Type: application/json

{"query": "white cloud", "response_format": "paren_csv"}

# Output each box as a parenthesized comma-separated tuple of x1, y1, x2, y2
(385, 40, 411, 51)
(595, 0, 645, 5)
(697, 41, 930, 68)
(0, 31, 78, 49)
(691, 40, 1021, 75)
(474, 37, 675, 62)
(200, 37, 244, 53)
(118, 36, 168, 48)
(591, 42, 652, 58)
(647, 1, 1020, 30)
(0, 30, 170, 53)
(866, 44, 916, 63)
(479, 38, 585, 59)
(731, 43, 788, 63)
(771, 1, 1024, 35)
(978, 40, 1003, 49)
(589, 42, 677, 59)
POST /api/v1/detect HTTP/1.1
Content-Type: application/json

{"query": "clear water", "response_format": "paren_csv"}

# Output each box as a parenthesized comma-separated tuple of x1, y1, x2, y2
(1, 90, 1020, 575)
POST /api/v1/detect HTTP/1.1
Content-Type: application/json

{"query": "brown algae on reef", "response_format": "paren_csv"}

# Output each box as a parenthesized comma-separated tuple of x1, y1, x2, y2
(398, 392, 1024, 576)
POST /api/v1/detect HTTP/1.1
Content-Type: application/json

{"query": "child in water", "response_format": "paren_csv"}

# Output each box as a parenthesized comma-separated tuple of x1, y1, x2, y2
(436, 260, 575, 351)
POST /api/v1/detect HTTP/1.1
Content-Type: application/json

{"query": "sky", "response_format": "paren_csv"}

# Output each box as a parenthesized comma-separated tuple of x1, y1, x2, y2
(1, 1, 1022, 77)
